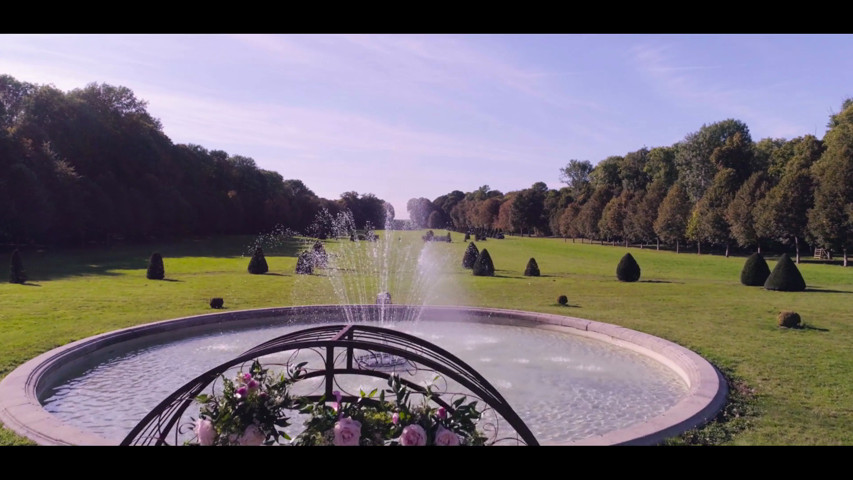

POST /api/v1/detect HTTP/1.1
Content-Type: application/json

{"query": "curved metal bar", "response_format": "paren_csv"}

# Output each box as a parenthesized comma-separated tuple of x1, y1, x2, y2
(122, 324, 538, 446)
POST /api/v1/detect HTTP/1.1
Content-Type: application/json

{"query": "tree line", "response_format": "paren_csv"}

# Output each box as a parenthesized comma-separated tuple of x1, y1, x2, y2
(0, 75, 392, 246)
(408, 100, 853, 265)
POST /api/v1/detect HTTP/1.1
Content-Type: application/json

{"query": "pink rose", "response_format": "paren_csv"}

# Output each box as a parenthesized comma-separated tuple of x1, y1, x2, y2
(195, 418, 216, 446)
(434, 426, 460, 446)
(237, 424, 266, 446)
(334, 417, 362, 446)
(247, 379, 259, 392)
(437, 407, 447, 419)
(399, 424, 427, 446)
(392, 413, 399, 425)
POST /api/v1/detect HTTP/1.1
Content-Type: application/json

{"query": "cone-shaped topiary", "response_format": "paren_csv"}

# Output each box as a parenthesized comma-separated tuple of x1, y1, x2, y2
(472, 248, 495, 276)
(296, 251, 314, 275)
(778, 311, 802, 328)
(248, 246, 269, 274)
(616, 253, 641, 282)
(10, 249, 26, 284)
(312, 241, 328, 268)
(557, 295, 568, 306)
(147, 252, 165, 280)
(462, 242, 479, 269)
(446, 232, 452, 243)
(524, 257, 540, 277)
(740, 252, 771, 286)
(764, 253, 806, 291)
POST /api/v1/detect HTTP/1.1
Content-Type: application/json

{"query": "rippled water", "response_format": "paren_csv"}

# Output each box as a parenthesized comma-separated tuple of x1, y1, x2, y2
(42, 319, 687, 444)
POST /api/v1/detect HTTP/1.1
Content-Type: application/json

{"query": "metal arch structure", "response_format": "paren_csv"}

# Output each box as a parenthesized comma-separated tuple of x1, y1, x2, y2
(121, 324, 539, 446)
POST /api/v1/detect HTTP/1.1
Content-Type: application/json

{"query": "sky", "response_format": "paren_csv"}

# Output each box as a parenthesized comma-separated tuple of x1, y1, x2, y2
(2, 34, 852, 220)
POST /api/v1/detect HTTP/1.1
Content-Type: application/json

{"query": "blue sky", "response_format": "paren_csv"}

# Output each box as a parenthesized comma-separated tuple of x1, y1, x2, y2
(2, 34, 852, 219)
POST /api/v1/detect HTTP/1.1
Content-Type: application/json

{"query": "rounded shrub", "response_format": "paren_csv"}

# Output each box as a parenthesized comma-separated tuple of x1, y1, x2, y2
(557, 295, 568, 306)
(462, 242, 479, 269)
(9, 249, 26, 284)
(777, 311, 802, 328)
(210, 297, 224, 309)
(524, 257, 540, 277)
(464, 232, 471, 242)
(296, 251, 314, 275)
(248, 246, 269, 275)
(147, 252, 165, 280)
(616, 253, 641, 282)
(472, 248, 495, 277)
(764, 253, 806, 291)
(740, 252, 771, 286)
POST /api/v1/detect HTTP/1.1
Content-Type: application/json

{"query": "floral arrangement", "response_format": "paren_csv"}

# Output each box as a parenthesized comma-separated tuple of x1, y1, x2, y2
(191, 361, 486, 446)
(293, 374, 486, 446)
(193, 360, 305, 446)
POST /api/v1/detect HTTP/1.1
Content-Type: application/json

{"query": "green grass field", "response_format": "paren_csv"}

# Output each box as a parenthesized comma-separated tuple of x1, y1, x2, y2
(1, 232, 851, 445)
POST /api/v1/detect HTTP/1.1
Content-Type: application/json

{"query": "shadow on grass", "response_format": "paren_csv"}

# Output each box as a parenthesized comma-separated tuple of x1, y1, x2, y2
(805, 287, 853, 294)
(803, 324, 830, 332)
(20, 282, 42, 287)
(640, 280, 679, 284)
(6, 236, 310, 282)
(160, 278, 182, 282)
(264, 273, 289, 277)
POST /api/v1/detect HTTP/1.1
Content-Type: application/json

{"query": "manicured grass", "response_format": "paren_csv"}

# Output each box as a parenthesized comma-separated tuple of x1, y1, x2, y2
(1, 232, 851, 445)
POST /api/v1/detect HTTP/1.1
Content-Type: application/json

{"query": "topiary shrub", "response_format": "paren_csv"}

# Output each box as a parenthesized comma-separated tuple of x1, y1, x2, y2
(210, 297, 224, 309)
(446, 232, 452, 243)
(248, 246, 269, 274)
(9, 249, 26, 284)
(777, 311, 802, 328)
(740, 252, 771, 286)
(462, 242, 479, 269)
(312, 241, 328, 268)
(464, 232, 471, 242)
(524, 257, 540, 277)
(557, 295, 568, 306)
(296, 251, 314, 275)
(616, 253, 641, 282)
(764, 253, 806, 291)
(147, 252, 165, 280)
(472, 249, 495, 276)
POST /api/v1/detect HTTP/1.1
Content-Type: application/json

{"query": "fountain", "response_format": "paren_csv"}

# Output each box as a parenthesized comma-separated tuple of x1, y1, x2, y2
(0, 210, 727, 445)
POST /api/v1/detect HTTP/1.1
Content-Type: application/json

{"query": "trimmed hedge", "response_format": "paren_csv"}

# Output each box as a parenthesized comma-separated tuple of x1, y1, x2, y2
(616, 253, 641, 282)
(524, 257, 540, 277)
(472, 249, 495, 276)
(778, 311, 802, 328)
(248, 246, 269, 274)
(147, 252, 165, 280)
(741, 253, 771, 286)
(462, 242, 479, 269)
(764, 253, 806, 291)
(296, 251, 314, 275)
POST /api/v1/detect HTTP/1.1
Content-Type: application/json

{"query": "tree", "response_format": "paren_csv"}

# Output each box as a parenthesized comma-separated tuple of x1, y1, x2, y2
(406, 197, 434, 229)
(472, 249, 495, 276)
(147, 253, 165, 280)
(558, 159, 593, 197)
(808, 101, 853, 266)
(726, 172, 770, 253)
(576, 186, 612, 242)
(675, 119, 752, 202)
(654, 184, 692, 253)
(687, 168, 739, 256)
(427, 210, 444, 229)
(248, 246, 269, 274)
(9, 249, 26, 284)
(599, 191, 630, 246)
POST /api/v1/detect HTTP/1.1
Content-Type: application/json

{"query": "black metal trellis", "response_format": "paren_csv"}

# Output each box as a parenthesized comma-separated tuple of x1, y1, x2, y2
(121, 323, 539, 446)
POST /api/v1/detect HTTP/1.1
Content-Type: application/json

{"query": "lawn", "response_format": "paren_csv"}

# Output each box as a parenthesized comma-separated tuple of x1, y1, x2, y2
(1, 231, 851, 445)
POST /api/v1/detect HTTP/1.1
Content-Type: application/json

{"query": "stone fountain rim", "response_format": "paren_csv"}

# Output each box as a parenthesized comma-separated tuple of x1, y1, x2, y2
(0, 304, 727, 446)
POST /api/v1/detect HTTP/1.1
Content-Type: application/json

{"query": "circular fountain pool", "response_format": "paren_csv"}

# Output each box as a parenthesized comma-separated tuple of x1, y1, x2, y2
(0, 305, 726, 446)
